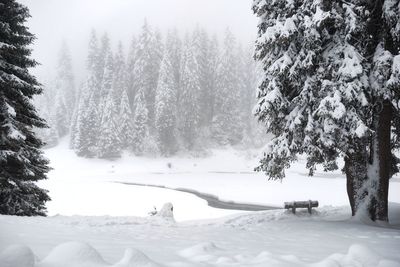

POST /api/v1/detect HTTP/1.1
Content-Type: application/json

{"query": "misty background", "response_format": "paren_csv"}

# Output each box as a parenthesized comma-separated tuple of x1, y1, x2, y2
(20, 0, 264, 158)
(21, 0, 258, 82)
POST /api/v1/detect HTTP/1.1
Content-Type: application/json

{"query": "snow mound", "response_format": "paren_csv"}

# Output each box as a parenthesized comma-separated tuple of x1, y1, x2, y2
(1, 241, 399, 267)
(176, 242, 400, 267)
(313, 244, 400, 267)
(112, 248, 162, 267)
(155, 202, 174, 219)
(0, 245, 36, 267)
(179, 242, 222, 258)
(221, 206, 350, 229)
(0, 242, 163, 267)
(37, 241, 108, 267)
(179, 242, 229, 263)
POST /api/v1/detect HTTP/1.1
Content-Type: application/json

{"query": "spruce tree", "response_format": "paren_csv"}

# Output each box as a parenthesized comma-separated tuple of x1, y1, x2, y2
(113, 42, 128, 97)
(34, 80, 60, 147)
(193, 27, 212, 127)
(72, 31, 101, 157)
(155, 48, 177, 155)
(132, 89, 149, 155)
(127, 35, 137, 106)
(69, 84, 82, 149)
(97, 91, 121, 158)
(253, 0, 400, 221)
(178, 35, 201, 149)
(237, 44, 259, 143)
(74, 92, 99, 157)
(118, 89, 134, 149)
(54, 90, 69, 137)
(99, 51, 114, 117)
(132, 21, 162, 127)
(97, 33, 111, 95)
(213, 29, 242, 145)
(55, 41, 75, 130)
(0, 0, 50, 216)
(165, 29, 182, 91)
(206, 35, 220, 125)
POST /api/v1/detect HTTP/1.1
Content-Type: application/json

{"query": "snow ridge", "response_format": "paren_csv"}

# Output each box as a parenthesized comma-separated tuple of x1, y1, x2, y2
(1, 241, 398, 267)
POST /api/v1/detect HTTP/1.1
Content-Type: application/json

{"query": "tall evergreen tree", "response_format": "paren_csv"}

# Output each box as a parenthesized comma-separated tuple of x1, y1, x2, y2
(99, 51, 114, 116)
(113, 42, 128, 97)
(34, 79, 60, 147)
(213, 29, 242, 145)
(72, 32, 101, 157)
(178, 35, 201, 149)
(126, 35, 137, 106)
(253, 0, 400, 221)
(132, 21, 162, 127)
(97, 33, 111, 94)
(69, 84, 81, 149)
(205, 35, 220, 126)
(74, 92, 99, 157)
(55, 41, 75, 129)
(97, 91, 121, 158)
(98, 35, 112, 103)
(193, 27, 212, 127)
(53, 90, 69, 137)
(118, 89, 134, 149)
(155, 48, 177, 155)
(165, 29, 182, 91)
(237, 44, 258, 141)
(0, 0, 50, 216)
(87, 30, 101, 93)
(132, 88, 149, 155)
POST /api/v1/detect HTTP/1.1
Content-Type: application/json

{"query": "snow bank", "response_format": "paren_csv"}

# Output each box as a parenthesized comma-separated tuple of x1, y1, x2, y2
(113, 248, 161, 267)
(0, 242, 162, 267)
(177, 242, 400, 267)
(313, 244, 400, 267)
(38, 242, 108, 267)
(179, 242, 224, 262)
(0, 245, 36, 267)
(2, 242, 398, 267)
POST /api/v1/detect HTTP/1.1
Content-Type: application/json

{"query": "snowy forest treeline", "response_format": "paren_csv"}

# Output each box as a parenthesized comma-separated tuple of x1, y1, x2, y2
(35, 22, 264, 158)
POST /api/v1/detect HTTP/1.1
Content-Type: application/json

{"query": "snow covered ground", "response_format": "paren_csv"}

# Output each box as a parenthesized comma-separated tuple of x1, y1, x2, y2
(1, 138, 400, 266)
(1, 205, 400, 266)
(37, 138, 400, 221)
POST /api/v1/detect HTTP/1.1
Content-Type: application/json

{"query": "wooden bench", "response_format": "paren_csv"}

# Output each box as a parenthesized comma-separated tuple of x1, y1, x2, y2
(284, 200, 318, 214)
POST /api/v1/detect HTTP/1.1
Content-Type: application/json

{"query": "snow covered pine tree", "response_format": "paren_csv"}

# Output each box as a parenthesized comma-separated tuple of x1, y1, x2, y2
(253, 0, 400, 221)
(0, 0, 50, 216)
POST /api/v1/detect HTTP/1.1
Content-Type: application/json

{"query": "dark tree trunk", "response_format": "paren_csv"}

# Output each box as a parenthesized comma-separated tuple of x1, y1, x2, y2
(345, 100, 392, 221)
(344, 145, 368, 216)
(374, 100, 392, 221)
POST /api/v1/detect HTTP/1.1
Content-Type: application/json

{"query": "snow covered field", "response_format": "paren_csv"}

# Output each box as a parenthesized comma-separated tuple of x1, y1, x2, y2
(1, 138, 400, 266)
(38, 138, 400, 221)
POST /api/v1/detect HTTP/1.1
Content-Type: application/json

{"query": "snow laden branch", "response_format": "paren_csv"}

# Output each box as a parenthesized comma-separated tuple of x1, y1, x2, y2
(253, 0, 400, 222)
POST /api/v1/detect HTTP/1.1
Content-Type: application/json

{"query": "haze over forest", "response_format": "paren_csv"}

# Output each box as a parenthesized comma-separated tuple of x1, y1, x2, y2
(20, 0, 257, 82)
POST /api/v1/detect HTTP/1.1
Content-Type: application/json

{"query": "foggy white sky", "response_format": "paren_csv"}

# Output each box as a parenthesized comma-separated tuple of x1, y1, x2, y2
(20, 0, 258, 83)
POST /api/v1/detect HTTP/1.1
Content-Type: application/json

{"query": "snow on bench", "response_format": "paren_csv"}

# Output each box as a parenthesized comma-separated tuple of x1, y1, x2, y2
(284, 200, 319, 214)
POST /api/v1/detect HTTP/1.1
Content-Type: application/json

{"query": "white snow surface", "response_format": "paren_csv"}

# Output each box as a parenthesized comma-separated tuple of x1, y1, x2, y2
(1, 206, 400, 266)
(1, 138, 400, 266)
(37, 138, 400, 221)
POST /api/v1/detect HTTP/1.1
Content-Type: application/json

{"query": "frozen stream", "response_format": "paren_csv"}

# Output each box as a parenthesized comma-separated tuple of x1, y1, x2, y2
(116, 181, 280, 211)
